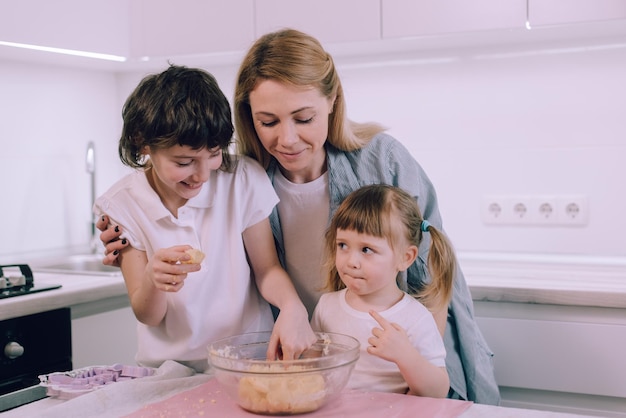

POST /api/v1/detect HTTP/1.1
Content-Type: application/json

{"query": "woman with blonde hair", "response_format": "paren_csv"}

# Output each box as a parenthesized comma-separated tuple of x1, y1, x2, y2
(233, 28, 499, 404)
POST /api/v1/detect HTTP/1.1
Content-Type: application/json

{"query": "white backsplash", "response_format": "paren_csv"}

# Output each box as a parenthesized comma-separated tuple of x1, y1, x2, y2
(336, 40, 626, 260)
(0, 61, 124, 262)
(1, 35, 625, 263)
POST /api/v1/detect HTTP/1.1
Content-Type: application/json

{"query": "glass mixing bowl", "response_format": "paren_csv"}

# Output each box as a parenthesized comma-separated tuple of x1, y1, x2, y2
(207, 331, 360, 415)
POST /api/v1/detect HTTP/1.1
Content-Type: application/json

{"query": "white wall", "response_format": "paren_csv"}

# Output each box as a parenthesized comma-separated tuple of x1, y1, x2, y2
(0, 62, 122, 261)
(1, 34, 625, 263)
(335, 41, 626, 258)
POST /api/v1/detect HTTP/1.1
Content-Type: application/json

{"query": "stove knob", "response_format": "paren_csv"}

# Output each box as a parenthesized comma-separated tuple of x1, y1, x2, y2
(4, 341, 24, 359)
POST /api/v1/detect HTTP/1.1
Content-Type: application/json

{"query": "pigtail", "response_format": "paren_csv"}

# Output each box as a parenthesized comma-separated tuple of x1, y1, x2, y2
(416, 223, 456, 312)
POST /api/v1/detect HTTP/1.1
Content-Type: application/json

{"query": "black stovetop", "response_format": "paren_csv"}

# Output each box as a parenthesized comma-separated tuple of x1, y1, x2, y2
(0, 264, 61, 299)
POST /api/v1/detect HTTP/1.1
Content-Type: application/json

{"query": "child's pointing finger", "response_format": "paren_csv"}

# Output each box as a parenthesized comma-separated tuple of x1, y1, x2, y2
(369, 310, 391, 329)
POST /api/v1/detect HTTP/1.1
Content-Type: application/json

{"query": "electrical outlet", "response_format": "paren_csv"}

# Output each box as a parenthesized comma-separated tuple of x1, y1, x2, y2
(529, 196, 558, 225)
(482, 194, 588, 226)
(482, 195, 530, 225)
(481, 196, 505, 224)
(510, 197, 531, 224)
(556, 195, 588, 226)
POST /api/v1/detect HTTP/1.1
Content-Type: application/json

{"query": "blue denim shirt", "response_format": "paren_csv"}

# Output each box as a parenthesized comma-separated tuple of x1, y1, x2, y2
(267, 133, 500, 405)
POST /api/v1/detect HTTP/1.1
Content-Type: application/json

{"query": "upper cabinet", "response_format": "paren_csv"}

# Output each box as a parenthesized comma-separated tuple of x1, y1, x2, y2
(0, 0, 130, 56)
(1, 0, 625, 69)
(129, 0, 381, 59)
(254, 0, 380, 44)
(528, 0, 626, 27)
(129, 0, 255, 58)
(381, 0, 527, 39)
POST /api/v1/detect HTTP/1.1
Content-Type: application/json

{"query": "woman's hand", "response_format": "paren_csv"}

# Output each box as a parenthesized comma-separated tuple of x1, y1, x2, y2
(96, 215, 129, 266)
(144, 246, 202, 293)
(267, 303, 317, 361)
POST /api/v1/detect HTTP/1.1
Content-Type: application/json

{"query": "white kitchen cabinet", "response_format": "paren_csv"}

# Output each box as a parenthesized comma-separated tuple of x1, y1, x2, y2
(475, 301, 626, 415)
(254, 0, 380, 44)
(71, 299, 137, 369)
(0, 0, 129, 56)
(528, 0, 626, 27)
(129, 0, 255, 58)
(381, 0, 527, 39)
(2, 0, 626, 70)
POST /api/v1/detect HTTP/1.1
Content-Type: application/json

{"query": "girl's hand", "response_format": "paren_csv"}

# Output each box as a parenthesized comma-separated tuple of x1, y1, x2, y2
(367, 310, 413, 363)
(267, 304, 316, 361)
(145, 246, 201, 293)
(96, 215, 129, 267)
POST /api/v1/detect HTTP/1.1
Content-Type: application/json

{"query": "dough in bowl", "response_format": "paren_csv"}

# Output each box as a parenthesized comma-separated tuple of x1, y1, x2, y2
(238, 364, 326, 414)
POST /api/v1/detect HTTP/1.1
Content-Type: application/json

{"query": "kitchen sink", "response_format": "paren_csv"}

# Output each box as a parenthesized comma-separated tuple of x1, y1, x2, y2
(32, 254, 121, 276)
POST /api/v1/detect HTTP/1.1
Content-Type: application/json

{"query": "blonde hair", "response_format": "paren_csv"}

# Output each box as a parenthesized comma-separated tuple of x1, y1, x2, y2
(234, 28, 385, 169)
(324, 184, 456, 311)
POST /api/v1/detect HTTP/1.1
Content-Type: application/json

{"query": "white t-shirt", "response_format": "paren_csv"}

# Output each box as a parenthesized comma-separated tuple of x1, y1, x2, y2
(94, 156, 276, 372)
(273, 170, 329, 318)
(310, 288, 446, 394)
(274, 170, 330, 318)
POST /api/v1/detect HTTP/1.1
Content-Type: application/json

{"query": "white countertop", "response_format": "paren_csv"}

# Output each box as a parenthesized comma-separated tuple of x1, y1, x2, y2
(2, 252, 625, 322)
(0, 271, 127, 321)
(459, 252, 626, 309)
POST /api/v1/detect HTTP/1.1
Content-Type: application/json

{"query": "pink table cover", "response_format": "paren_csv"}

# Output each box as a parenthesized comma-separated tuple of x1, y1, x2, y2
(125, 378, 472, 418)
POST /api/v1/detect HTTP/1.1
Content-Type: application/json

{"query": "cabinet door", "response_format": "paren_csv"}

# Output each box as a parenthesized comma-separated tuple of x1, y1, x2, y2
(72, 306, 138, 369)
(254, 0, 380, 44)
(382, 0, 527, 39)
(476, 316, 626, 398)
(0, 0, 129, 56)
(130, 0, 255, 58)
(528, 0, 626, 27)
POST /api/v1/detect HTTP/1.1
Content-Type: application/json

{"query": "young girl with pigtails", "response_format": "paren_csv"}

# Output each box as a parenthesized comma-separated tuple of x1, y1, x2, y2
(310, 184, 457, 398)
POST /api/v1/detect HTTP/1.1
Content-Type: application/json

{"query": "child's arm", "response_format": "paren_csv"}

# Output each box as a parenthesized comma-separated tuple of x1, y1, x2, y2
(368, 310, 450, 398)
(119, 245, 200, 326)
(421, 295, 448, 338)
(243, 217, 316, 360)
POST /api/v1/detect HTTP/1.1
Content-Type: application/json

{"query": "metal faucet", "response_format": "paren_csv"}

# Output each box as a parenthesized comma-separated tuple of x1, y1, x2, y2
(86, 141, 97, 253)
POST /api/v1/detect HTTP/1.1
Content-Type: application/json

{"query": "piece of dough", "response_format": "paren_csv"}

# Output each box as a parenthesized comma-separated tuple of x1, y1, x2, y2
(182, 248, 205, 264)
